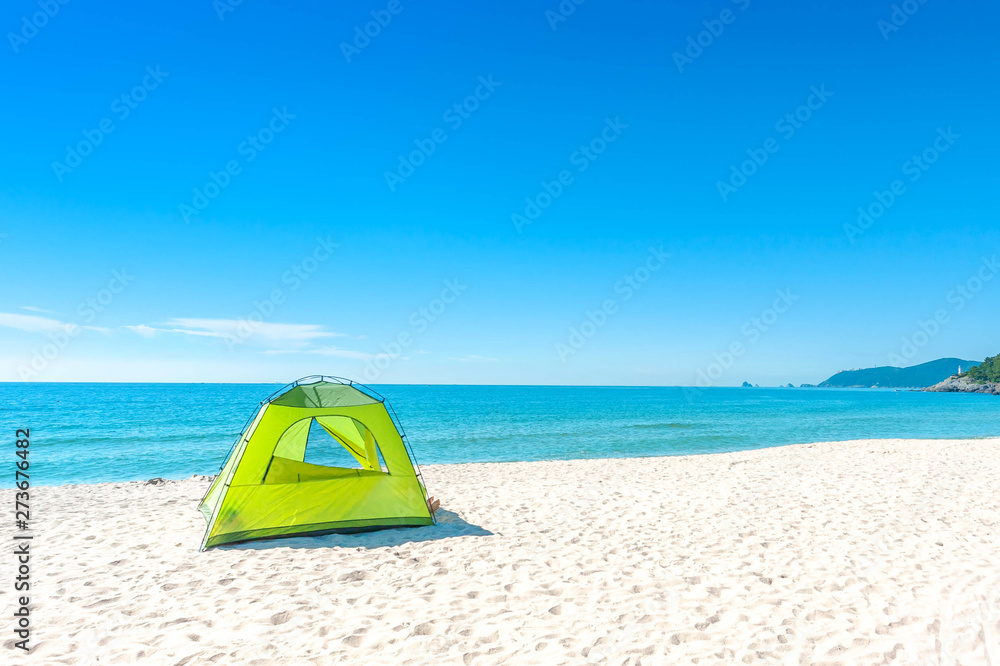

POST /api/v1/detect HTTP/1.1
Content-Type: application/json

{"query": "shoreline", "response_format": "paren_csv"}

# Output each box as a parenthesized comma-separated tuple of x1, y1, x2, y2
(5, 437, 999, 663)
(10, 436, 1000, 490)
(7, 438, 1000, 665)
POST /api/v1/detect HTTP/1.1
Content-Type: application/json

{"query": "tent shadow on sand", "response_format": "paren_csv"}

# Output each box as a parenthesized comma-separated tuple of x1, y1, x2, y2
(220, 510, 492, 551)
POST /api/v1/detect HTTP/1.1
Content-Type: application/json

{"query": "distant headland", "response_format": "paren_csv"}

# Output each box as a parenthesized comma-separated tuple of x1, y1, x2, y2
(925, 354, 999, 395)
(818, 358, 978, 389)
(776, 354, 1000, 394)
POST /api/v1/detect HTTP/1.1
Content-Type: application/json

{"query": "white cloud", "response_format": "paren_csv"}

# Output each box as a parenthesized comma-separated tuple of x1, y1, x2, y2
(123, 318, 364, 359)
(124, 318, 348, 344)
(165, 318, 343, 344)
(164, 327, 229, 338)
(0, 312, 68, 332)
(263, 346, 376, 360)
(124, 324, 158, 338)
(20, 306, 60, 315)
(448, 354, 499, 362)
(0, 312, 108, 335)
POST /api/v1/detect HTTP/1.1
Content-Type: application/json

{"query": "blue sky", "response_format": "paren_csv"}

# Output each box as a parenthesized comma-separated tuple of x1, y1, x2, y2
(1, 0, 997, 385)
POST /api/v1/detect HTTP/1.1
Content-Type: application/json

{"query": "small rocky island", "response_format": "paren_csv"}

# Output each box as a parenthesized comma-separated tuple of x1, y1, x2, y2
(925, 354, 999, 395)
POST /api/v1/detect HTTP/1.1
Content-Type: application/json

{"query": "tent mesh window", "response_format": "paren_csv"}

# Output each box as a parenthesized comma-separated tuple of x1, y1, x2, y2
(303, 418, 388, 473)
(261, 415, 391, 485)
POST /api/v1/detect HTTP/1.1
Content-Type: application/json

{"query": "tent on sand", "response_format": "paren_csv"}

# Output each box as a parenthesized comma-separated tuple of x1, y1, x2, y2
(198, 376, 435, 549)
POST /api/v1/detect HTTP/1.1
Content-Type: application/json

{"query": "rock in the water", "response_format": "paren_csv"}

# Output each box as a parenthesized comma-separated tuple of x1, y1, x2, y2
(924, 375, 999, 395)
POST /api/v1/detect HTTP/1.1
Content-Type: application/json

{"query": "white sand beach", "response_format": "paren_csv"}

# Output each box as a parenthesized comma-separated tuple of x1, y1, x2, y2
(4, 438, 1000, 665)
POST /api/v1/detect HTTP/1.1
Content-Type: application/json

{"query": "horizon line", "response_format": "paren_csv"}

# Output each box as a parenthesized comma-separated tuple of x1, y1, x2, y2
(0, 381, 867, 388)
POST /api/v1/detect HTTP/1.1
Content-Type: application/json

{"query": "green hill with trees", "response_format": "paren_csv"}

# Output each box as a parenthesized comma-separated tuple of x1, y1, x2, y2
(962, 354, 999, 383)
(819, 358, 979, 388)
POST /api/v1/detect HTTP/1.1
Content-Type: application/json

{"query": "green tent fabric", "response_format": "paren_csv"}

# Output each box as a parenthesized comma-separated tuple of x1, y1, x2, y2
(198, 377, 434, 549)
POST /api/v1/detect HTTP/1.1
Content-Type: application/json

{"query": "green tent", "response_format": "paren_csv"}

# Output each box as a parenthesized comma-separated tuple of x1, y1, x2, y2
(198, 377, 434, 549)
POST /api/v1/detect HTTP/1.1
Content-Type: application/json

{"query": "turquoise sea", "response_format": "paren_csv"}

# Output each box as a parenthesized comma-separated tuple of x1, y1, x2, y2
(2, 383, 999, 487)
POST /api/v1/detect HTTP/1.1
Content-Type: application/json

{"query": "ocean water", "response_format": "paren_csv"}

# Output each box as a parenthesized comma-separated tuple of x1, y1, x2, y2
(2, 383, 999, 487)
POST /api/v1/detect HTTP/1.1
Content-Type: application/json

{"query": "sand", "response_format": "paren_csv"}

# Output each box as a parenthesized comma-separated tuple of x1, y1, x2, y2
(3, 438, 999, 665)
